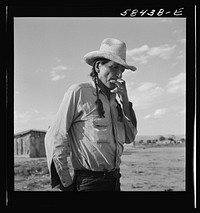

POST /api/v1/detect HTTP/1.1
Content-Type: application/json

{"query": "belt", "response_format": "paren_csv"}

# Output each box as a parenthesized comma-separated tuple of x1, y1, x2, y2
(74, 168, 121, 179)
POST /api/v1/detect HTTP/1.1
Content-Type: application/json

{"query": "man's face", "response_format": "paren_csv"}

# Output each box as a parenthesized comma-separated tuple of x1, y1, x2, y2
(97, 61, 125, 90)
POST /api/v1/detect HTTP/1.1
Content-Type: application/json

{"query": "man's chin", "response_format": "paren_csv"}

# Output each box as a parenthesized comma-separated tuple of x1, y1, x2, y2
(109, 84, 116, 90)
(102, 81, 115, 90)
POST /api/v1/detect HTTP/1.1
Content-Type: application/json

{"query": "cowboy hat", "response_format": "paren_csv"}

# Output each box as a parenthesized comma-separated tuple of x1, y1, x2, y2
(83, 38, 137, 71)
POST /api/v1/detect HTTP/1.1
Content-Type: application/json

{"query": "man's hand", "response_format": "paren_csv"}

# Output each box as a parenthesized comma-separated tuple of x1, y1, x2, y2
(110, 79, 129, 103)
(110, 79, 132, 120)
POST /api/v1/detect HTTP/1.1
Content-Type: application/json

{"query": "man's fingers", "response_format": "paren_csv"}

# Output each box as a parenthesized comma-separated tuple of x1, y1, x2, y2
(110, 87, 119, 93)
(110, 79, 125, 88)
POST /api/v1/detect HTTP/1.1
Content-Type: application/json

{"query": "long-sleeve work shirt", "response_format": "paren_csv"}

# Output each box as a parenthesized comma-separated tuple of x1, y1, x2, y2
(45, 80, 137, 188)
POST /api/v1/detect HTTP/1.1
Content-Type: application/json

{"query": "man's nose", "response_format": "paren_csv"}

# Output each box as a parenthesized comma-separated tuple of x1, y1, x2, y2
(116, 72, 122, 79)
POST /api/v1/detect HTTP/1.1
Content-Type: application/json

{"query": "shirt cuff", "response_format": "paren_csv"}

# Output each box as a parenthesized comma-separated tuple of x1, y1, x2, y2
(122, 102, 137, 126)
(52, 158, 73, 188)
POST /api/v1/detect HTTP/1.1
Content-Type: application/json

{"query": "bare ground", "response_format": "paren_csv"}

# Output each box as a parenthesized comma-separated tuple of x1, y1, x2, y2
(14, 145, 185, 191)
(121, 145, 185, 191)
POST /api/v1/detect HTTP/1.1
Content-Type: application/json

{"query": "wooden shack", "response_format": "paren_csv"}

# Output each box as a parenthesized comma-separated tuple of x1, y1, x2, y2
(14, 129, 46, 158)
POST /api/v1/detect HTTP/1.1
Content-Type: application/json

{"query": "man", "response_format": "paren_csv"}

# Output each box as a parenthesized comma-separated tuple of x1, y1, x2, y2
(45, 38, 138, 191)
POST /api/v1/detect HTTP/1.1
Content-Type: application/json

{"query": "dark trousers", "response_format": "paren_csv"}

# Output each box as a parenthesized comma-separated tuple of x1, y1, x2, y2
(72, 169, 121, 191)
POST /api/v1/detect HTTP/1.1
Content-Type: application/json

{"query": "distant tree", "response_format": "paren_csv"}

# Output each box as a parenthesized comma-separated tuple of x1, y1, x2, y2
(159, 136, 165, 141)
(147, 139, 151, 144)
(180, 138, 186, 143)
(169, 135, 176, 140)
(168, 137, 175, 142)
(139, 140, 144, 144)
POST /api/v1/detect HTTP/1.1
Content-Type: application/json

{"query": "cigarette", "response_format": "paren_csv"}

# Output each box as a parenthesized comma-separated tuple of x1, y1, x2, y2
(117, 79, 124, 83)
(109, 79, 124, 83)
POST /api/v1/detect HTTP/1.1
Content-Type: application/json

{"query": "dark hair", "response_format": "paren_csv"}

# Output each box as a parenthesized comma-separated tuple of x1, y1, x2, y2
(90, 58, 110, 118)
(90, 58, 123, 121)
(89, 58, 110, 79)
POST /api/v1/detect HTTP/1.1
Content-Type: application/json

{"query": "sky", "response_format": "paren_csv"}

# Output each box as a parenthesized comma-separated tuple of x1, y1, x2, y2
(14, 17, 186, 136)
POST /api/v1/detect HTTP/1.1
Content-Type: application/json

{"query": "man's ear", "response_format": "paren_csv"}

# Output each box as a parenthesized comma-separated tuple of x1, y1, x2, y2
(94, 61, 101, 73)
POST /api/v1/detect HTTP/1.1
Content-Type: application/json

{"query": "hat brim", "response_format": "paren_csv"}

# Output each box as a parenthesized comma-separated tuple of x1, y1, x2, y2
(83, 51, 137, 72)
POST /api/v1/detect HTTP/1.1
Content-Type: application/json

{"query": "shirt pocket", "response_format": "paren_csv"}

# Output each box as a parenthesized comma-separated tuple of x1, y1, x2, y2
(92, 118, 110, 143)
(93, 119, 108, 128)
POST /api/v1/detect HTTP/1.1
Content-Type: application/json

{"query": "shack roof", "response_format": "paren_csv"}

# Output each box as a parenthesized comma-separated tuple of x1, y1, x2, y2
(14, 129, 47, 138)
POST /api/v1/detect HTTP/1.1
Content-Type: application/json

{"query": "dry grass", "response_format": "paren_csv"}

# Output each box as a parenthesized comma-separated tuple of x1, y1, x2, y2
(14, 145, 185, 191)
(14, 157, 51, 191)
(121, 145, 185, 191)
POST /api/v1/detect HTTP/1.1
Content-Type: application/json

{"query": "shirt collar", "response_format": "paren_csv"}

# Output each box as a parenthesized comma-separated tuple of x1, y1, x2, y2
(89, 79, 116, 101)
(89, 79, 100, 93)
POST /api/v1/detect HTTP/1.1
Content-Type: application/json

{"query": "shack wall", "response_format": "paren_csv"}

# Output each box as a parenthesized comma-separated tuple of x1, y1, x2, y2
(14, 130, 46, 158)
(14, 134, 30, 156)
(30, 131, 46, 158)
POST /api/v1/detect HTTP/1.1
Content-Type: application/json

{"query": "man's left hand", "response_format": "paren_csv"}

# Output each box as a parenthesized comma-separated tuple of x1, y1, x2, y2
(110, 79, 129, 103)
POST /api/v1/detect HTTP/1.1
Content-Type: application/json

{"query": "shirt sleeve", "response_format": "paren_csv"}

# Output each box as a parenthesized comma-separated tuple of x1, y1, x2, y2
(45, 84, 79, 188)
(122, 102, 138, 144)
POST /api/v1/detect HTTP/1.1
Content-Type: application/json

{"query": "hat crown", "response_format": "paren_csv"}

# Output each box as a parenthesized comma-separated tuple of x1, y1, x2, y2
(99, 38, 126, 61)
(83, 37, 137, 71)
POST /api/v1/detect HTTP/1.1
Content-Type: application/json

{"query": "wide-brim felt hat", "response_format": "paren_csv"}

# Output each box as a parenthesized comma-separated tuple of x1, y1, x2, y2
(83, 38, 137, 72)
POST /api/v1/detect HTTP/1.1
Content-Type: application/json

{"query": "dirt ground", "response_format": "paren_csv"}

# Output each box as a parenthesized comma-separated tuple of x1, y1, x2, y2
(121, 145, 185, 191)
(14, 145, 185, 191)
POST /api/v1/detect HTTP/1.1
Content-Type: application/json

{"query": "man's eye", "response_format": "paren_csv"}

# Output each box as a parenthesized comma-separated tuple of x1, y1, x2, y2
(111, 65, 118, 69)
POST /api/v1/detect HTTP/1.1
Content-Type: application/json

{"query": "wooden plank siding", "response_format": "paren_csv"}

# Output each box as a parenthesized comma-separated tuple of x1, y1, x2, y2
(14, 130, 46, 158)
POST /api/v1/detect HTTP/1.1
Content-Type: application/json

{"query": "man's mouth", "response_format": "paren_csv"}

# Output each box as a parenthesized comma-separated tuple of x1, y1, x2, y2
(109, 79, 123, 83)
(109, 78, 117, 82)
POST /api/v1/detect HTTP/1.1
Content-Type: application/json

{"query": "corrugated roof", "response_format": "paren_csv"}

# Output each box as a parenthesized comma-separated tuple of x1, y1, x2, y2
(14, 129, 47, 137)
